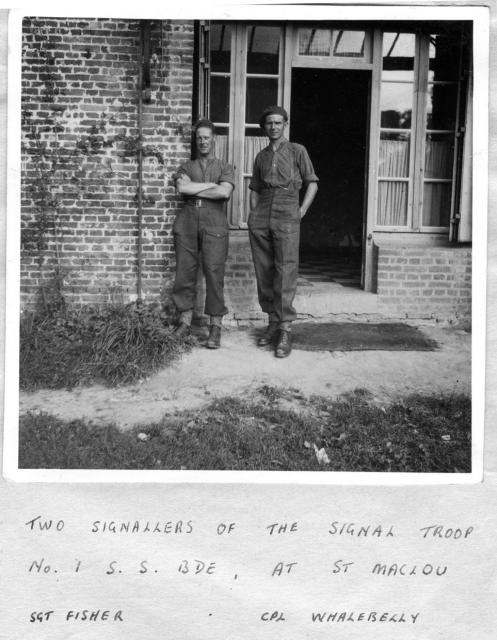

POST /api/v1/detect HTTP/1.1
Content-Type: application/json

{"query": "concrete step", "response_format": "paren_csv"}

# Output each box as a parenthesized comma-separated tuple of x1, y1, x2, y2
(295, 281, 378, 316)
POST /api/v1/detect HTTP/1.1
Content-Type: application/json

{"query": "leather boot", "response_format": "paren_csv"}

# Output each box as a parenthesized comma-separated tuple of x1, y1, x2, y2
(173, 322, 191, 339)
(275, 330, 292, 358)
(206, 325, 221, 349)
(257, 322, 279, 347)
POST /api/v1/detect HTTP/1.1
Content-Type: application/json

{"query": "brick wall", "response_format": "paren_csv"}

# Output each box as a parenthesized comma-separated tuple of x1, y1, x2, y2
(191, 234, 261, 325)
(222, 234, 261, 322)
(377, 244, 472, 321)
(21, 17, 194, 307)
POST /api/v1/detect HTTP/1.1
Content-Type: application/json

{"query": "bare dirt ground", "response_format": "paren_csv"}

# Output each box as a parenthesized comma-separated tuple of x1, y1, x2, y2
(19, 323, 471, 429)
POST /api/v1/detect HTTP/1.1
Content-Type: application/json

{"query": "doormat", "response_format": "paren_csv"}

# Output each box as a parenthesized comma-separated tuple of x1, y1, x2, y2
(291, 322, 438, 352)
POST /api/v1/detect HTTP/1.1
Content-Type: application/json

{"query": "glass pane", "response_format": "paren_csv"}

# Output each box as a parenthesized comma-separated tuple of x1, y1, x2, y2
(424, 133, 454, 179)
(380, 82, 413, 128)
(214, 128, 229, 163)
(382, 32, 415, 81)
(210, 24, 231, 73)
(426, 83, 458, 130)
(247, 26, 280, 74)
(377, 181, 408, 226)
(244, 132, 268, 173)
(210, 76, 230, 123)
(298, 28, 331, 56)
(428, 32, 461, 82)
(244, 127, 266, 137)
(422, 182, 451, 226)
(333, 30, 366, 58)
(245, 77, 278, 125)
(379, 132, 410, 177)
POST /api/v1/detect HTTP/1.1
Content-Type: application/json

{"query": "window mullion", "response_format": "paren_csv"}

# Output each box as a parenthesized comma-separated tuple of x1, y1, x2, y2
(411, 32, 428, 232)
(198, 21, 210, 119)
(449, 35, 465, 241)
(283, 25, 294, 114)
(229, 25, 247, 228)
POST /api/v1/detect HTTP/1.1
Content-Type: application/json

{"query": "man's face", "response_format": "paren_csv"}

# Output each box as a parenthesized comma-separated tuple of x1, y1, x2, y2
(195, 127, 214, 157)
(263, 114, 287, 142)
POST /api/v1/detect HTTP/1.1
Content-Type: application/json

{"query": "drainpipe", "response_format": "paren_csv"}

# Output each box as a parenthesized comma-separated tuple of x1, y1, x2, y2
(136, 20, 151, 301)
(136, 24, 144, 301)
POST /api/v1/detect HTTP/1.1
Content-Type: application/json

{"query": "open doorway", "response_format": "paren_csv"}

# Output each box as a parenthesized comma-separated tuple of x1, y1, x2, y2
(291, 68, 370, 288)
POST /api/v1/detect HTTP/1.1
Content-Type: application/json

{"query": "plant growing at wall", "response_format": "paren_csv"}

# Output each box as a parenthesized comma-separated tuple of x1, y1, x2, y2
(114, 133, 165, 164)
(22, 25, 111, 308)
(114, 133, 164, 206)
(21, 22, 79, 310)
(22, 19, 167, 310)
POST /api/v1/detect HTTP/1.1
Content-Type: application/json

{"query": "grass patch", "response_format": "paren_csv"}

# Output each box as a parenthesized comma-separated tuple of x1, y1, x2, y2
(19, 391, 471, 472)
(20, 302, 194, 390)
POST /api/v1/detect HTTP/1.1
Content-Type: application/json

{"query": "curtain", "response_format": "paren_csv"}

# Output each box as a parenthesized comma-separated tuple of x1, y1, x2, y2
(377, 137, 409, 226)
(423, 137, 453, 226)
(244, 136, 267, 172)
(215, 135, 229, 163)
(424, 138, 453, 179)
(214, 136, 267, 224)
(242, 137, 267, 223)
(377, 182, 408, 226)
(379, 137, 410, 177)
(215, 136, 266, 171)
(422, 183, 451, 227)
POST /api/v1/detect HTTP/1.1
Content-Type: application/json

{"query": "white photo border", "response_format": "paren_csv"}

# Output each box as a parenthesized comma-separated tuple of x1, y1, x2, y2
(3, 3, 488, 484)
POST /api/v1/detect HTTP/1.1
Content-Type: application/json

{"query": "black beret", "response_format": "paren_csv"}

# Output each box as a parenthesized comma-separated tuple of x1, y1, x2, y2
(259, 106, 288, 128)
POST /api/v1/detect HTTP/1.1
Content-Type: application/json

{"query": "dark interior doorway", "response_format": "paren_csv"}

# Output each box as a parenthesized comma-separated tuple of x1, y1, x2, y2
(291, 68, 370, 286)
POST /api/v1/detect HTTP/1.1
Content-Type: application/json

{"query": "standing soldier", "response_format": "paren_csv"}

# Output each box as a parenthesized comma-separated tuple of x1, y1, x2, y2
(172, 119, 235, 349)
(248, 106, 318, 358)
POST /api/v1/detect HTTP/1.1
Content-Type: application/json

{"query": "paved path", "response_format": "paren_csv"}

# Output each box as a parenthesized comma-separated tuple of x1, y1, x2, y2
(19, 325, 471, 428)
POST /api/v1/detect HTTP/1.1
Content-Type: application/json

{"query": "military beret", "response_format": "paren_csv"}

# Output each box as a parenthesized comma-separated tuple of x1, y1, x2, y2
(259, 106, 288, 128)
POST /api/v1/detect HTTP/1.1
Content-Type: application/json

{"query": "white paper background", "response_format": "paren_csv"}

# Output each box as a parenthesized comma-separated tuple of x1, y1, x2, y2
(1, 2, 496, 638)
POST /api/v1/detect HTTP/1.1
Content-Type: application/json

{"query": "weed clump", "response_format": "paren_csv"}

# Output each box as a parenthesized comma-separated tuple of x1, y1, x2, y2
(20, 302, 192, 390)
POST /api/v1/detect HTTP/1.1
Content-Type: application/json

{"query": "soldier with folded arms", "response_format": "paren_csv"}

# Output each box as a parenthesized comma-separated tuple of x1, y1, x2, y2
(172, 119, 235, 349)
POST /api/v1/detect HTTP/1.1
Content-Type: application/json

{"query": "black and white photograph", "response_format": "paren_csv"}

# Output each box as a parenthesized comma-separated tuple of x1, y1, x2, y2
(4, 4, 486, 480)
(1, 4, 497, 640)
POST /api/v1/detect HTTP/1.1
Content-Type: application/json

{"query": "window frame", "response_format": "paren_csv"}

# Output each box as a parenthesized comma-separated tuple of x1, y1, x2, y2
(201, 22, 285, 229)
(374, 29, 465, 233)
(376, 32, 420, 232)
(198, 22, 468, 235)
(238, 24, 285, 228)
(292, 24, 373, 68)
(417, 33, 464, 233)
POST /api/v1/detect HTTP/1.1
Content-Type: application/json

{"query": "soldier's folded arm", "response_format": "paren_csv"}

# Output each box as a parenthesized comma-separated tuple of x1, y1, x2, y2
(175, 175, 218, 196)
(195, 181, 234, 201)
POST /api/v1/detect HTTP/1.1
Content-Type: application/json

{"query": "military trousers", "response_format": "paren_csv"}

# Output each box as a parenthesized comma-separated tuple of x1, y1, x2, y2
(248, 188, 301, 324)
(172, 201, 229, 317)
